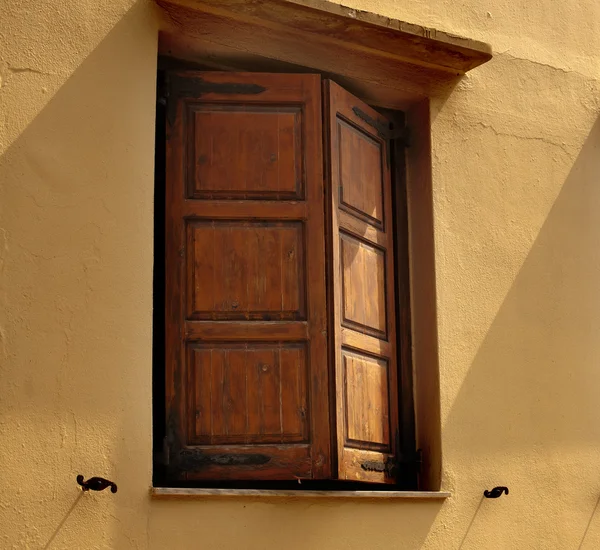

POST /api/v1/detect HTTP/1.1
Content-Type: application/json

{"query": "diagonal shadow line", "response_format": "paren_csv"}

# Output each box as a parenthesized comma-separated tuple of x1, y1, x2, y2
(578, 494, 600, 550)
(43, 492, 84, 550)
(458, 496, 485, 550)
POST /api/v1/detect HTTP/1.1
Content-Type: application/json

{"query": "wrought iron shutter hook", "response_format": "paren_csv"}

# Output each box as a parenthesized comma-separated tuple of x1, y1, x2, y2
(77, 475, 117, 493)
(484, 486, 509, 498)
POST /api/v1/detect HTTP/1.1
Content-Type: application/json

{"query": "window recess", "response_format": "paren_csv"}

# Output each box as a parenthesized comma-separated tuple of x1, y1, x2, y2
(158, 71, 416, 488)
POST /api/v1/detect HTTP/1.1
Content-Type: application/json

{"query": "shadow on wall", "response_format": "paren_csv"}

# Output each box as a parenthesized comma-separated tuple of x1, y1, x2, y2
(0, 1, 157, 548)
(443, 117, 600, 549)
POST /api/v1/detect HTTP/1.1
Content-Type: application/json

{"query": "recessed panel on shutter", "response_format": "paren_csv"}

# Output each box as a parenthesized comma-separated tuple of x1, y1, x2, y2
(324, 80, 400, 484)
(165, 72, 330, 481)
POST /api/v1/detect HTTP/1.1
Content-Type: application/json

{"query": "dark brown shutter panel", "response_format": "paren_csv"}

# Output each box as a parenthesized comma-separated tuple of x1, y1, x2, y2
(165, 72, 331, 481)
(324, 80, 400, 484)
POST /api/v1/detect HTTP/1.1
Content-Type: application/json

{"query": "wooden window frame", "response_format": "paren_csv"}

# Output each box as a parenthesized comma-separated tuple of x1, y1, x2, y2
(153, 64, 418, 492)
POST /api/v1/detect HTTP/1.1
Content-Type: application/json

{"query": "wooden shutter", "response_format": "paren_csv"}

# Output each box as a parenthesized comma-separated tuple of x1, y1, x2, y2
(324, 80, 400, 483)
(165, 72, 330, 481)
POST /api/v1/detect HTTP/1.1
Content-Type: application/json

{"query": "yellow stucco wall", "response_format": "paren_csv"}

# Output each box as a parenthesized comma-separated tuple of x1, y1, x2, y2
(1, 0, 599, 548)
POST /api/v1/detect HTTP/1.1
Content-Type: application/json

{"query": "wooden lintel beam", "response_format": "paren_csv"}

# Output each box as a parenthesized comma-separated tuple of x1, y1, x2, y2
(156, 0, 492, 74)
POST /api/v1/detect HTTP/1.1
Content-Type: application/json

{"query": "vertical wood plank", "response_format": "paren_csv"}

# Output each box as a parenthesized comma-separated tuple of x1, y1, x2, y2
(190, 225, 215, 317)
(192, 349, 212, 440)
(259, 348, 280, 435)
(280, 227, 300, 315)
(246, 348, 262, 438)
(261, 228, 281, 313)
(223, 348, 247, 438)
(209, 349, 225, 441)
(280, 346, 307, 440)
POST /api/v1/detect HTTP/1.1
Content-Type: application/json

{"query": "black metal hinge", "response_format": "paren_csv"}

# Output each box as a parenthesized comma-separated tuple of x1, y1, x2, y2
(360, 449, 422, 478)
(165, 73, 267, 127)
(361, 457, 398, 478)
(352, 106, 411, 147)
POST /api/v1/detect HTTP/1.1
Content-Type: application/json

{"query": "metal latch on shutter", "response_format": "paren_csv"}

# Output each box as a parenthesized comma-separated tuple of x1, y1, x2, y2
(178, 449, 271, 470)
(156, 443, 272, 470)
(164, 73, 267, 127)
(360, 449, 422, 478)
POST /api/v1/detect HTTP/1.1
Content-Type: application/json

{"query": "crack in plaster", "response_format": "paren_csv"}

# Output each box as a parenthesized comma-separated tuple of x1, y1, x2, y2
(15, 242, 69, 263)
(475, 121, 573, 157)
(66, 412, 78, 472)
(0, 62, 55, 91)
(7, 65, 52, 76)
(498, 51, 599, 83)
(0, 227, 7, 274)
(0, 325, 6, 361)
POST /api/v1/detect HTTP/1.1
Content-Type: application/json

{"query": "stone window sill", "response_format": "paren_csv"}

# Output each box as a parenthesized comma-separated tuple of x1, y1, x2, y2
(151, 487, 451, 500)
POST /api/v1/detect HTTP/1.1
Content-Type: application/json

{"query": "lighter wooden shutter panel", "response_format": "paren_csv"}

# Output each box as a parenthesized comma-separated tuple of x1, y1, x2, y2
(324, 80, 400, 483)
(165, 72, 330, 481)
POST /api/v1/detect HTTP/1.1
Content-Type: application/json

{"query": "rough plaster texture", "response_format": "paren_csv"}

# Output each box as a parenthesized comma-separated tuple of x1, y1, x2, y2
(1, 0, 600, 548)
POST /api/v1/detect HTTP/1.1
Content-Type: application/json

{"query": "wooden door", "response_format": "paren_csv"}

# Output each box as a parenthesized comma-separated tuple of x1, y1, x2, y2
(165, 72, 330, 481)
(324, 80, 400, 483)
